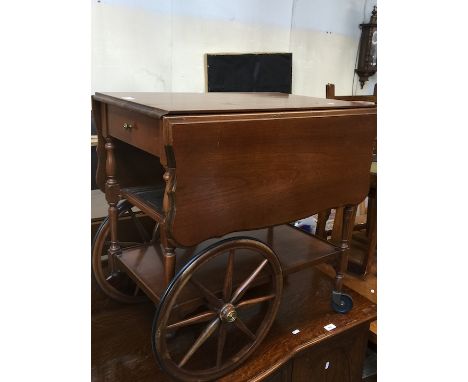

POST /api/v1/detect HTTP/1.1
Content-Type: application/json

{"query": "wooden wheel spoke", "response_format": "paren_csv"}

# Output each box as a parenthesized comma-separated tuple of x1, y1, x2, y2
(230, 259, 268, 304)
(236, 294, 276, 309)
(190, 279, 223, 309)
(178, 318, 220, 368)
(167, 311, 217, 331)
(223, 250, 235, 301)
(233, 317, 256, 341)
(216, 323, 227, 367)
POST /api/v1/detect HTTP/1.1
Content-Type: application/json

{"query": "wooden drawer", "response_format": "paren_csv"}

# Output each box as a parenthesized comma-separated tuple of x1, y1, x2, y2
(107, 104, 162, 157)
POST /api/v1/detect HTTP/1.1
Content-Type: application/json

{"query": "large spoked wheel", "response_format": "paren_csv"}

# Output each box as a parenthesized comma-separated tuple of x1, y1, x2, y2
(152, 237, 283, 381)
(92, 200, 159, 303)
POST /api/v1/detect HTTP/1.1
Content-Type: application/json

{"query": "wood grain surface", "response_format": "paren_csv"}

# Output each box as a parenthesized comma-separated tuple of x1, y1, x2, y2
(94, 92, 375, 118)
(166, 110, 376, 246)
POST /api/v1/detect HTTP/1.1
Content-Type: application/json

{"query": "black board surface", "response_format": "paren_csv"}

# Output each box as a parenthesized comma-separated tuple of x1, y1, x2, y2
(207, 53, 292, 93)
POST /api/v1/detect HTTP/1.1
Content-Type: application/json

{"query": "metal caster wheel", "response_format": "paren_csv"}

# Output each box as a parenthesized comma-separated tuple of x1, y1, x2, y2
(331, 293, 353, 314)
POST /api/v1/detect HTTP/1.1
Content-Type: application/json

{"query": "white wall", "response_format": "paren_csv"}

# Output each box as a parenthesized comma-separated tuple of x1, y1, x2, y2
(92, 0, 377, 97)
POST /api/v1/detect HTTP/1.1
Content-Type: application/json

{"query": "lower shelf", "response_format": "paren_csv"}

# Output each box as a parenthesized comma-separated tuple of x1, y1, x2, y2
(115, 224, 341, 304)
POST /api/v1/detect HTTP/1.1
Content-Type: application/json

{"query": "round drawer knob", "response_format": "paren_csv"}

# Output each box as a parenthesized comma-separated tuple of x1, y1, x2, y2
(123, 123, 133, 130)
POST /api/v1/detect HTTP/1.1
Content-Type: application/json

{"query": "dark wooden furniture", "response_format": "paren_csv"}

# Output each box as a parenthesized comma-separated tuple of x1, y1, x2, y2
(327, 169, 377, 278)
(325, 83, 377, 161)
(316, 83, 377, 241)
(91, 92, 376, 381)
(347, 171, 376, 277)
(92, 265, 377, 382)
(325, 83, 377, 104)
(91, 136, 98, 190)
(316, 85, 377, 277)
(92, 111, 99, 190)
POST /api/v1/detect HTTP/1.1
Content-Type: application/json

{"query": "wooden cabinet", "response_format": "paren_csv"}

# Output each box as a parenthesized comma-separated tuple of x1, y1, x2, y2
(288, 324, 369, 382)
(264, 322, 369, 382)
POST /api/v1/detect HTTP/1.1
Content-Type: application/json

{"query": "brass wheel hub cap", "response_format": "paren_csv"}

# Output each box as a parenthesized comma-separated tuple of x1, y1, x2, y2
(220, 303, 237, 323)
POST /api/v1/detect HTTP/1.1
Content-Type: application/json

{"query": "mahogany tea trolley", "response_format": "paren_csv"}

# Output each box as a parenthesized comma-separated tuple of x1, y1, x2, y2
(91, 92, 376, 381)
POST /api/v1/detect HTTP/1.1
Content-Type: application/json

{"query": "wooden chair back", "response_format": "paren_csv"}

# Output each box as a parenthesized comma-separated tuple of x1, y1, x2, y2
(325, 83, 377, 105)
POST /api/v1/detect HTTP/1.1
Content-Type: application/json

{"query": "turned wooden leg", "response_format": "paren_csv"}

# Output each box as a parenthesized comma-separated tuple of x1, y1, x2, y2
(163, 247, 176, 286)
(160, 166, 177, 287)
(333, 205, 354, 298)
(160, 225, 176, 287)
(105, 137, 121, 276)
(330, 205, 355, 313)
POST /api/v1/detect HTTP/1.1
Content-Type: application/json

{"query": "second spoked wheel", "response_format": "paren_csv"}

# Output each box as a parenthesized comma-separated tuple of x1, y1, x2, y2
(152, 237, 283, 381)
(92, 200, 159, 303)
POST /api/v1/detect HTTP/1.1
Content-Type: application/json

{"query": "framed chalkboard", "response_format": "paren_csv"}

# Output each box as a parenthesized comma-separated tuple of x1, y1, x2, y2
(207, 53, 292, 93)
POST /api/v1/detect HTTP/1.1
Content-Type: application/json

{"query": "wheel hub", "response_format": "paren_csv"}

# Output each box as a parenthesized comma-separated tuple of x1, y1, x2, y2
(219, 303, 237, 323)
